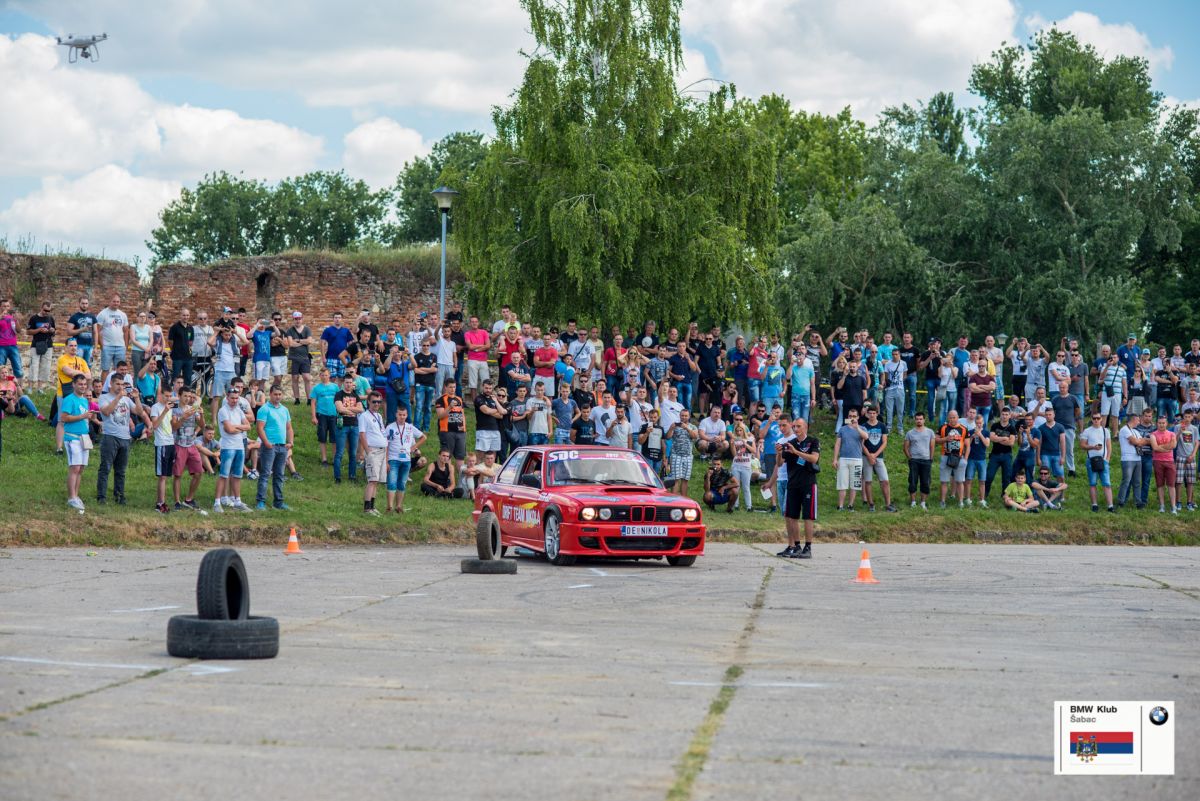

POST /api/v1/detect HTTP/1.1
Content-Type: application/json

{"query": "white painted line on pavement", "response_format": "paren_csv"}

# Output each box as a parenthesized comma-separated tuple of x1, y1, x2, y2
(110, 605, 182, 613)
(568, 584, 594, 589)
(1, 656, 156, 671)
(397, 593, 428, 597)
(183, 664, 239, 675)
(588, 568, 608, 577)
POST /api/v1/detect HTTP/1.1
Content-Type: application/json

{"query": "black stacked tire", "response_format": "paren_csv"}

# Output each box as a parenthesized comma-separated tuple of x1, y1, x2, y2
(196, 548, 250, 620)
(167, 615, 279, 659)
(461, 558, 518, 574)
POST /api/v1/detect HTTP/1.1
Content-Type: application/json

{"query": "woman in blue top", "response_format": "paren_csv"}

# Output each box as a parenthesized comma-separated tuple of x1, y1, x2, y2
(377, 344, 413, 424)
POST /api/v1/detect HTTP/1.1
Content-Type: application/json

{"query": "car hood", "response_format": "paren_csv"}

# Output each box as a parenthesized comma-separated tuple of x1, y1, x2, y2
(557, 488, 699, 506)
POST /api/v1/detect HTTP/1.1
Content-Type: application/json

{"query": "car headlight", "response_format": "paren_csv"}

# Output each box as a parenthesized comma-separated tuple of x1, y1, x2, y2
(581, 507, 596, 521)
(670, 508, 683, 521)
(598, 508, 612, 520)
(684, 508, 698, 521)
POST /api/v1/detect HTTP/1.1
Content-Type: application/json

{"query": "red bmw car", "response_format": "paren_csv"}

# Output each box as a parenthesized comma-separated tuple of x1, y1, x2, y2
(472, 446, 706, 566)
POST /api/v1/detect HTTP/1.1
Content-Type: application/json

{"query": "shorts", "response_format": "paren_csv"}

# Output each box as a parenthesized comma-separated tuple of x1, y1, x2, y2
(316, 414, 337, 444)
(965, 459, 986, 481)
(253, 361, 272, 381)
(155, 445, 176, 478)
(326, 357, 345, 378)
(475, 429, 501, 453)
(100, 345, 126, 371)
(387, 459, 412, 492)
(65, 438, 89, 467)
(785, 481, 818, 521)
(364, 447, 387, 483)
(466, 360, 490, 390)
(862, 456, 889, 483)
(1174, 459, 1196, 485)
(212, 370, 235, 397)
(710, 490, 729, 506)
(1086, 460, 1111, 488)
(289, 356, 311, 375)
(219, 448, 244, 478)
(270, 356, 287, 377)
(836, 458, 863, 491)
(1099, 392, 1123, 417)
(939, 455, 968, 482)
(1153, 461, 1176, 487)
(173, 444, 203, 476)
(439, 430, 467, 461)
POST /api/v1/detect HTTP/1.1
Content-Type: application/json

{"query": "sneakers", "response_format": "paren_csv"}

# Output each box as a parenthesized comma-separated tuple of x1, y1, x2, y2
(213, 499, 224, 513)
(274, 502, 291, 511)
(965, 499, 974, 507)
(173, 502, 183, 512)
(365, 507, 382, 517)
(910, 500, 917, 508)
(256, 501, 267, 511)
(183, 499, 199, 511)
(1172, 507, 1179, 515)
(155, 502, 169, 514)
(846, 505, 855, 513)
(1107, 506, 1116, 513)
(868, 504, 876, 512)
(1189, 503, 1196, 512)
(920, 501, 928, 510)
(777, 545, 797, 558)
(1159, 505, 1166, 513)
(940, 501, 947, 509)
(792, 543, 812, 559)
(958, 500, 964, 509)
(66, 497, 85, 514)
(1091, 504, 1099, 513)
(246, 470, 259, 480)
(885, 503, 897, 513)
(290, 472, 303, 482)
(230, 499, 251, 512)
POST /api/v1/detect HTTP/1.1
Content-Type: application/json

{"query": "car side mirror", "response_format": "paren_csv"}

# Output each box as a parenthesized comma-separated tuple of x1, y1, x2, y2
(519, 473, 542, 490)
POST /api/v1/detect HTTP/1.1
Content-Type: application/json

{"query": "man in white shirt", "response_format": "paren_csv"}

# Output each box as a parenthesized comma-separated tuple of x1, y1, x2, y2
(383, 405, 426, 513)
(1079, 411, 1114, 512)
(590, 392, 618, 446)
(214, 388, 251, 513)
(697, 404, 730, 459)
(358, 391, 388, 516)
(94, 294, 129, 381)
(1116, 417, 1144, 509)
(434, 326, 458, 396)
(606, 405, 633, 449)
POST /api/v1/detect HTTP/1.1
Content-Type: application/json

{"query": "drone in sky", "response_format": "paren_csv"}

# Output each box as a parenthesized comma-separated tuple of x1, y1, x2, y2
(56, 33, 108, 63)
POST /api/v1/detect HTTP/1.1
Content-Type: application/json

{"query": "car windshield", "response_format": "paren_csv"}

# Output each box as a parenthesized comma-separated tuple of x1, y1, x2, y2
(545, 451, 663, 488)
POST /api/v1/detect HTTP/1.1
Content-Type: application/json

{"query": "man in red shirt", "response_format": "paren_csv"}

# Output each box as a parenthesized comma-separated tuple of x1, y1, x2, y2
(533, 338, 561, 398)
(462, 316, 491, 404)
(1150, 415, 1178, 514)
(235, 308, 252, 379)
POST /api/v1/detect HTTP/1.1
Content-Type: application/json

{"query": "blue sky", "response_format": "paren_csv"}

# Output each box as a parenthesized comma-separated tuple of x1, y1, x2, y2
(1, 0, 1196, 267)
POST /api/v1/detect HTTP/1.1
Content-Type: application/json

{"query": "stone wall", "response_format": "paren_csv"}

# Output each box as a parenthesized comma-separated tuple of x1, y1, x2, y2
(0, 252, 456, 336)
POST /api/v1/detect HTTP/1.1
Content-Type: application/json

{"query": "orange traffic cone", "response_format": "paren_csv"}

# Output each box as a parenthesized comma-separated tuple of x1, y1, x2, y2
(284, 527, 304, 555)
(852, 549, 879, 584)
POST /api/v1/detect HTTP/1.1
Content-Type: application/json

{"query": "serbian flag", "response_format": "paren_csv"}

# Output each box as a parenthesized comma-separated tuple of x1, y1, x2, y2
(1070, 732, 1134, 755)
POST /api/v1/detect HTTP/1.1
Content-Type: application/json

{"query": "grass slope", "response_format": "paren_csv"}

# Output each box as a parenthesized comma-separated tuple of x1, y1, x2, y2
(0, 389, 1196, 548)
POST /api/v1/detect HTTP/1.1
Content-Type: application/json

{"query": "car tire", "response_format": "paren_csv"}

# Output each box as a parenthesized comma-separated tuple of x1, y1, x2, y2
(666, 556, 697, 567)
(475, 510, 502, 560)
(195, 548, 250, 621)
(166, 615, 278, 659)
(461, 558, 518, 575)
(543, 512, 576, 566)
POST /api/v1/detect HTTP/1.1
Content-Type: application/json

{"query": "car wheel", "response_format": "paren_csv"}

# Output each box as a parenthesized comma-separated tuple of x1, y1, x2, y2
(461, 558, 518, 575)
(543, 512, 575, 566)
(195, 548, 249, 621)
(475, 510, 502, 560)
(666, 556, 697, 567)
(166, 615, 278, 659)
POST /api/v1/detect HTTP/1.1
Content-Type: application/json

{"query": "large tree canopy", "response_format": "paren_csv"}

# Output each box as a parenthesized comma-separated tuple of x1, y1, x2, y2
(458, 0, 778, 329)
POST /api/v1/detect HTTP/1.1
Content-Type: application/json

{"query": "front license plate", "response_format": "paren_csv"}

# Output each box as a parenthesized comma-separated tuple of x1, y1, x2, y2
(620, 525, 669, 537)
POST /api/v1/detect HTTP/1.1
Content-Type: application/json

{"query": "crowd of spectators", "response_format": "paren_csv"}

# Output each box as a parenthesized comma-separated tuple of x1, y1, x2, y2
(2, 295, 1198, 524)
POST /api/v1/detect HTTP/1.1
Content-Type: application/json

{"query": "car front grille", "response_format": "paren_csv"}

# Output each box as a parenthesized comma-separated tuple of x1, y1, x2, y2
(603, 537, 679, 552)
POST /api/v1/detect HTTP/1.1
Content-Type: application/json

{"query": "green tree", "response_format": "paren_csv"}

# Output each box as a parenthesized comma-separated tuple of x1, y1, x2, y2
(147, 172, 272, 264)
(458, 0, 778, 328)
(148, 171, 388, 265)
(387, 132, 488, 244)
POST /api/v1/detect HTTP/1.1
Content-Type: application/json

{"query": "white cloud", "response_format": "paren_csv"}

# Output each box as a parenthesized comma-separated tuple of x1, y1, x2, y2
(1025, 12, 1174, 75)
(342, 118, 430, 188)
(682, 0, 1019, 118)
(0, 33, 323, 181)
(0, 165, 180, 260)
(677, 47, 720, 97)
(12, 1, 532, 112)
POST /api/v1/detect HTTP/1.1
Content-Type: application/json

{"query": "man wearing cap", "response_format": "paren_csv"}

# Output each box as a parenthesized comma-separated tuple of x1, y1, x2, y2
(918, 337, 943, 421)
(1116, 334, 1140, 382)
(285, 311, 313, 404)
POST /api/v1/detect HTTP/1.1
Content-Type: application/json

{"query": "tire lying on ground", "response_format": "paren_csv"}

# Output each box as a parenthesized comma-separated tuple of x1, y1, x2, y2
(195, 548, 249, 621)
(461, 558, 518, 575)
(167, 615, 279, 659)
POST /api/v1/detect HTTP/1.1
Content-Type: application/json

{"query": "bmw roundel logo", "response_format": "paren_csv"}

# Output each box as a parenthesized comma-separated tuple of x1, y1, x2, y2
(1149, 706, 1169, 726)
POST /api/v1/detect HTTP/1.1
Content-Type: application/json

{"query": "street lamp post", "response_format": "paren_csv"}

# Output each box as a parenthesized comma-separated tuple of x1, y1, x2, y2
(431, 186, 459, 324)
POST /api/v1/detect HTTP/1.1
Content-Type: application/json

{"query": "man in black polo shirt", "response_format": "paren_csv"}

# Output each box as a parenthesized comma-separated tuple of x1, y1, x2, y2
(779, 418, 820, 559)
(696, 332, 723, 416)
(167, 308, 194, 387)
(897, 332, 920, 423)
(918, 337, 943, 421)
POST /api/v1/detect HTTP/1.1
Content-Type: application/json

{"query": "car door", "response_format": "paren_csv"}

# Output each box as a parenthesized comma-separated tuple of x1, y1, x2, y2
(499, 453, 546, 550)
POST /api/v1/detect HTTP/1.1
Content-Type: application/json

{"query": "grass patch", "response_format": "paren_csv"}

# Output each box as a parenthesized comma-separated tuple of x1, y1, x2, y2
(2, 388, 1198, 547)
(272, 243, 463, 288)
